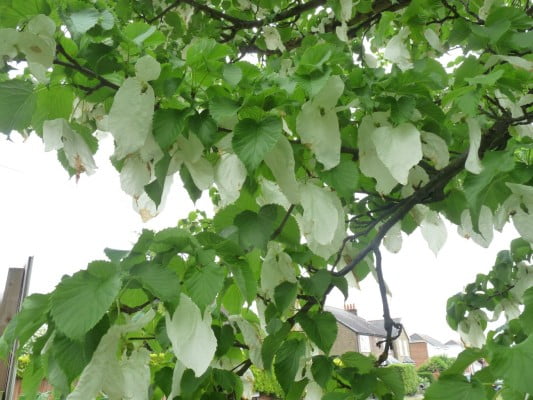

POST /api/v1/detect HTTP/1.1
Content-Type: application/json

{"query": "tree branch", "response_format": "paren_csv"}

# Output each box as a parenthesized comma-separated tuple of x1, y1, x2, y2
(333, 114, 514, 278)
(55, 44, 120, 91)
(271, 204, 296, 240)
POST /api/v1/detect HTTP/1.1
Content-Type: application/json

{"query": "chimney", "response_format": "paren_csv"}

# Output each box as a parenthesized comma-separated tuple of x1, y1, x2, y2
(344, 303, 358, 315)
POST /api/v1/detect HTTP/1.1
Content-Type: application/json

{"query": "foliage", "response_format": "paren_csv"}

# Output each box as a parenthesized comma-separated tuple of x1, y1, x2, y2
(0, 0, 532, 398)
(386, 364, 419, 395)
(418, 355, 456, 374)
(250, 366, 283, 398)
(417, 371, 436, 385)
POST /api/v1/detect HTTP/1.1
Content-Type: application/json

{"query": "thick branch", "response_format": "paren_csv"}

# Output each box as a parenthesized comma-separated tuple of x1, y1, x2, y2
(55, 44, 120, 91)
(149, 0, 326, 28)
(333, 114, 513, 278)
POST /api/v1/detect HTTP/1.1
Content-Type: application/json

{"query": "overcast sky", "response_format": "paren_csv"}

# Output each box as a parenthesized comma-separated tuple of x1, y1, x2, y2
(0, 133, 517, 342)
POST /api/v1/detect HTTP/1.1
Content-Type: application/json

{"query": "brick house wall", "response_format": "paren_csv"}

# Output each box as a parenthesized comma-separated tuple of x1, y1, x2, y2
(330, 323, 358, 356)
(409, 342, 429, 367)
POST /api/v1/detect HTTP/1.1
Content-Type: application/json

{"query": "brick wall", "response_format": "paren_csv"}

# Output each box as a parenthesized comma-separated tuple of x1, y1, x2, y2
(409, 342, 429, 367)
(330, 323, 358, 356)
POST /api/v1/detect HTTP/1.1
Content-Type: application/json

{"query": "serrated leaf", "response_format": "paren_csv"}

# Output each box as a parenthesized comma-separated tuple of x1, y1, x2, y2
(274, 281, 298, 313)
(340, 352, 374, 373)
(131, 263, 180, 302)
(296, 311, 338, 354)
(234, 209, 275, 251)
(0, 80, 36, 135)
(165, 294, 217, 377)
(223, 64, 242, 86)
(319, 155, 359, 200)
(0, 294, 49, 359)
(232, 117, 282, 171)
(274, 339, 306, 394)
(230, 263, 257, 304)
(184, 262, 225, 312)
(67, 9, 100, 34)
(424, 375, 486, 400)
(209, 96, 239, 130)
(51, 261, 121, 339)
(311, 355, 333, 388)
(153, 109, 186, 150)
(229, 315, 263, 368)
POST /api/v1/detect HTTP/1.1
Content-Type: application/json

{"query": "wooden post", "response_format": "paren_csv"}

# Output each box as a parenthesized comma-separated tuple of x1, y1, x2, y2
(0, 257, 33, 400)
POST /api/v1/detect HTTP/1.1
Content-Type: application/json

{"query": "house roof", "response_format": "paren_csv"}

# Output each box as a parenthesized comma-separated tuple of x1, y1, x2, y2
(324, 306, 384, 337)
(368, 319, 403, 338)
(445, 339, 462, 346)
(409, 333, 445, 347)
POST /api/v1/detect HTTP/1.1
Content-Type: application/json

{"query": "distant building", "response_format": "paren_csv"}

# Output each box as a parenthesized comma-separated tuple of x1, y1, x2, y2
(325, 305, 414, 363)
(409, 333, 465, 366)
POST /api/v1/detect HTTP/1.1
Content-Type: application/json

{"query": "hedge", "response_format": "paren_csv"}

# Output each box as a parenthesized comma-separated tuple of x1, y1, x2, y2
(387, 364, 419, 395)
(251, 366, 283, 398)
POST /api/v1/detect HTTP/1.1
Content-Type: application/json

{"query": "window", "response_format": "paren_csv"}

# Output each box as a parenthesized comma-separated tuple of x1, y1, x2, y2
(359, 335, 371, 353)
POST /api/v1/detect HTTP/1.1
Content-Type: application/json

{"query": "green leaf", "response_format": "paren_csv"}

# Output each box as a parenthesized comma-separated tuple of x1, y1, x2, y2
(491, 335, 533, 394)
(0, 80, 36, 135)
(31, 85, 74, 134)
(376, 367, 405, 399)
(301, 269, 332, 299)
(50, 261, 121, 339)
(424, 375, 486, 400)
(340, 352, 374, 373)
(311, 355, 334, 388)
(229, 262, 257, 304)
(273, 281, 297, 313)
(132, 263, 180, 302)
(262, 323, 290, 370)
(152, 109, 186, 150)
(184, 262, 225, 312)
(274, 338, 306, 394)
(319, 155, 359, 200)
(180, 163, 203, 203)
(223, 64, 242, 86)
(67, 8, 100, 34)
(232, 117, 282, 171)
(209, 96, 239, 130)
(296, 311, 338, 354)
(234, 208, 275, 251)
(0, 294, 49, 358)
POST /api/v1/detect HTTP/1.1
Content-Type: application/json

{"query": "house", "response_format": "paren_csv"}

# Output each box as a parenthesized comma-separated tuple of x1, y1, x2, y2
(325, 305, 414, 363)
(409, 334, 467, 366)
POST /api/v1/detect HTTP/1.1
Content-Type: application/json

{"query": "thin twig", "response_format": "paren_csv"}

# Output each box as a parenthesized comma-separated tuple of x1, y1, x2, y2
(271, 204, 295, 240)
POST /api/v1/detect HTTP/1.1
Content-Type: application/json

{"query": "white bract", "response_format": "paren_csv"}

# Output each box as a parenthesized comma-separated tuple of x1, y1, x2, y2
(465, 117, 483, 174)
(299, 183, 339, 245)
(421, 131, 450, 170)
(384, 28, 412, 70)
(43, 118, 97, 175)
(423, 28, 445, 53)
(135, 54, 161, 81)
(296, 75, 344, 170)
(256, 177, 291, 210)
(358, 114, 399, 194)
(264, 135, 300, 205)
(67, 310, 155, 400)
(165, 294, 217, 377)
(263, 26, 285, 52)
(261, 242, 297, 298)
(108, 78, 156, 160)
(420, 211, 447, 256)
(120, 155, 151, 198)
(372, 123, 423, 185)
(229, 315, 264, 368)
(383, 222, 403, 253)
(458, 311, 487, 348)
(215, 153, 247, 207)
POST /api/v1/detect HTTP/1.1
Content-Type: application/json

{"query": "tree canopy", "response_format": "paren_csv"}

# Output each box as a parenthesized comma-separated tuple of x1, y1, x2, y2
(0, 0, 532, 398)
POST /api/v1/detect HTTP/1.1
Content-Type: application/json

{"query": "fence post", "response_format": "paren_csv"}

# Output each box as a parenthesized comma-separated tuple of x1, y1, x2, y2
(0, 257, 33, 400)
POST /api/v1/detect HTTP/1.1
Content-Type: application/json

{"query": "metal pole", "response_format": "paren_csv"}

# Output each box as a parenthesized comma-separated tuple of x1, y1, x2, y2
(4, 257, 33, 400)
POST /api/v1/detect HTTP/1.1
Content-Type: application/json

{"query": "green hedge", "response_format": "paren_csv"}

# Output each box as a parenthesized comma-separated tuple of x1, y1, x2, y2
(418, 355, 455, 373)
(251, 366, 283, 398)
(418, 371, 436, 384)
(387, 364, 419, 395)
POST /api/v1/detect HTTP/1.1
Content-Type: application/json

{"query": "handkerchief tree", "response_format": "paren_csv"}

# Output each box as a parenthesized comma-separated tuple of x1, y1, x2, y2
(0, 0, 532, 398)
